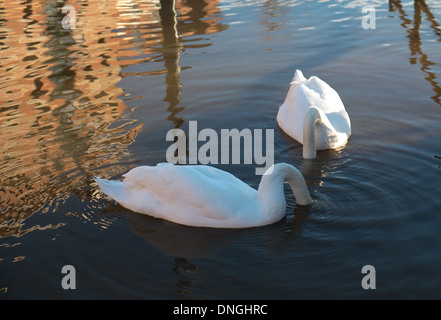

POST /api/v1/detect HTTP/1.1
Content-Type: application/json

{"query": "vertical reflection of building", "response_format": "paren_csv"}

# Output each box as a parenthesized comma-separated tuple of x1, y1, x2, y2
(0, 0, 145, 238)
(160, 0, 185, 128)
(389, 0, 441, 105)
(0, 0, 227, 239)
(117, 0, 227, 127)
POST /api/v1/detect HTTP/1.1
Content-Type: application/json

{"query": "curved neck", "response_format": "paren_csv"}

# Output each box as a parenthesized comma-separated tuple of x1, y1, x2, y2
(258, 164, 312, 222)
(303, 106, 323, 159)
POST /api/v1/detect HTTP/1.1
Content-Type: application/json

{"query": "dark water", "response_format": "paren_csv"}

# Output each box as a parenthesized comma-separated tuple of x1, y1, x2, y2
(1, 0, 441, 299)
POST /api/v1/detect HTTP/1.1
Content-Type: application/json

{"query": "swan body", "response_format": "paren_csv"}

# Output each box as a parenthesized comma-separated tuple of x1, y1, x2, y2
(277, 69, 351, 159)
(94, 163, 312, 228)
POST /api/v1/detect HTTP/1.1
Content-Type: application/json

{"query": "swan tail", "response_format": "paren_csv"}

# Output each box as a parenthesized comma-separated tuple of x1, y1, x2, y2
(94, 177, 160, 215)
(291, 69, 306, 84)
(94, 177, 126, 202)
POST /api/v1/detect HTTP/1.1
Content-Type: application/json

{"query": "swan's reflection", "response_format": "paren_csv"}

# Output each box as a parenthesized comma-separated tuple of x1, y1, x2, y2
(98, 193, 311, 259)
(300, 148, 348, 184)
(100, 168, 312, 297)
(126, 207, 243, 258)
(278, 125, 349, 179)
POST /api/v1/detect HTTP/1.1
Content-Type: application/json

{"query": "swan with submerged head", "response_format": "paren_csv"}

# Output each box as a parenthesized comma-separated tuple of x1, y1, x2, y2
(277, 69, 351, 159)
(94, 162, 312, 228)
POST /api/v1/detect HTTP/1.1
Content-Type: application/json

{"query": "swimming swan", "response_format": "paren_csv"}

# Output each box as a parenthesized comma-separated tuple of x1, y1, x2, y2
(277, 70, 351, 159)
(94, 163, 312, 228)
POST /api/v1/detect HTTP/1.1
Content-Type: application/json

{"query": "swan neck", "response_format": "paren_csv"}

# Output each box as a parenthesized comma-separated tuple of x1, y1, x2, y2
(303, 106, 322, 159)
(258, 164, 312, 221)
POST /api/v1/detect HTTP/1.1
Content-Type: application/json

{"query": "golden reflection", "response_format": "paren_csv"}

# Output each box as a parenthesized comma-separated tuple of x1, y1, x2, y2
(12, 256, 25, 263)
(0, 0, 226, 239)
(389, 0, 441, 105)
(125, 198, 311, 258)
(0, 0, 141, 239)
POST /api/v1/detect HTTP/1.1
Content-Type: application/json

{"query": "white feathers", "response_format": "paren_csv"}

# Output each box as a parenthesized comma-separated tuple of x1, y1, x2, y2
(277, 69, 351, 159)
(95, 163, 312, 228)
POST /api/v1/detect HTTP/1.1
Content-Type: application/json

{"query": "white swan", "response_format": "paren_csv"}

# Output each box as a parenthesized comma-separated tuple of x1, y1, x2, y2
(94, 163, 312, 228)
(277, 69, 351, 159)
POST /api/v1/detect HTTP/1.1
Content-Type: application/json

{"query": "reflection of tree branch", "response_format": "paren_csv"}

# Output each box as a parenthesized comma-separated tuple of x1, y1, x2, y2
(417, 0, 441, 40)
(389, 0, 412, 27)
(389, 0, 441, 105)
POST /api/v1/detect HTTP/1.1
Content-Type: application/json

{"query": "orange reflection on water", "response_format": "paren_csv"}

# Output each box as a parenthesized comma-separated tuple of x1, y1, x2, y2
(0, 0, 225, 239)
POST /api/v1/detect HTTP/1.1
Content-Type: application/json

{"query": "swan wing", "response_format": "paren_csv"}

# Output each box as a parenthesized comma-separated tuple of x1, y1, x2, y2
(122, 163, 258, 221)
(296, 76, 345, 113)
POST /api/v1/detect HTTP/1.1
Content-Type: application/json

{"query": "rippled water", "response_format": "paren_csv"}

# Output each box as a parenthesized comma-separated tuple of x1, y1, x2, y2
(1, 0, 441, 299)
